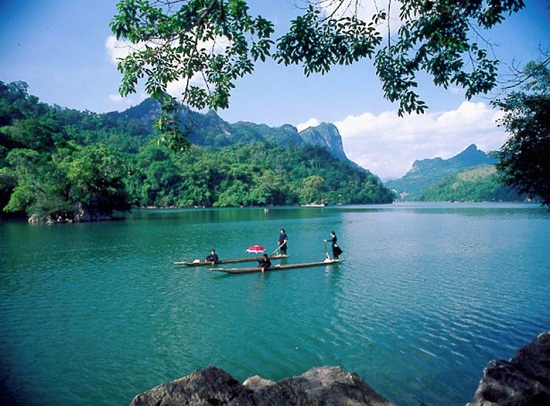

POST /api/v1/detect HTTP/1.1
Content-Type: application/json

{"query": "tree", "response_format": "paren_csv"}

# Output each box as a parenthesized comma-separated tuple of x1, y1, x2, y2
(3, 148, 75, 220)
(494, 57, 550, 206)
(110, 0, 525, 147)
(300, 175, 326, 204)
(60, 144, 132, 220)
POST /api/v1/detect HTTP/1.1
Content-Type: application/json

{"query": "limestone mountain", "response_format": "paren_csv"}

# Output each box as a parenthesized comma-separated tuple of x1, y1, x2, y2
(110, 99, 350, 164)
(298, 122, 348, 161)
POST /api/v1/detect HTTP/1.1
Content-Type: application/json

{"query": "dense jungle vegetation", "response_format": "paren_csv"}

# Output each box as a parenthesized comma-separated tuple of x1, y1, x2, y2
(0, 80, 393, 222)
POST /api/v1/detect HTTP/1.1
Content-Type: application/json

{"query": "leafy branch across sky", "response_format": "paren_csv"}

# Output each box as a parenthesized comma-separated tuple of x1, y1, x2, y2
(110, 0, 525, 121)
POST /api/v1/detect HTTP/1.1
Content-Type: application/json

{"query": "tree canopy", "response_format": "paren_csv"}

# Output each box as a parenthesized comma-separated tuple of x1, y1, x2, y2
(494, 57, 550, 206)
(0, 81, 134, 222)
(110, 0, 525, 145)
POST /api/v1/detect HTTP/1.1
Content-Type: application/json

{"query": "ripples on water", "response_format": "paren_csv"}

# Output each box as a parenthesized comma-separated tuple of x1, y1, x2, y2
(1, 203, 549, 405)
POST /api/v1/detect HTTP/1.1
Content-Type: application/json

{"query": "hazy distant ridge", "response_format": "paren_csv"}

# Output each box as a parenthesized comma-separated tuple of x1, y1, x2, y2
(385, 145, 498, 200)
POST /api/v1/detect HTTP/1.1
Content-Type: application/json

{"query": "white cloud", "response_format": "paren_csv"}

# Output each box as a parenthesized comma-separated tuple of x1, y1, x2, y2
(108, 93, 126, 103)
(333, 101, 507, 180)
(105, 36, 149, 110)
(108, 92, 148, 109)
(319, 0, 403, 34)
(166, 79, 187, 98)
(105, 35, 230, 101)
(105, 35, 136, 65)
(296, 117, 321, 132)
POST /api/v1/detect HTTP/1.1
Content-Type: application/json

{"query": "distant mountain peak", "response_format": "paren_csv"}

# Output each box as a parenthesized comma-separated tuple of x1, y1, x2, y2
(450, 144, 491, 165)
(385, 144, 498, 200)
(298, 123, 347, 161)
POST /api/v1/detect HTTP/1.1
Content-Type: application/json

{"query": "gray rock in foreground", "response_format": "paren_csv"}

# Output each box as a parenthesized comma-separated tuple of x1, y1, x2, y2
(130, 332, 550, 406)
(468, 331, 550, 406)
(130, 365, 393, 406)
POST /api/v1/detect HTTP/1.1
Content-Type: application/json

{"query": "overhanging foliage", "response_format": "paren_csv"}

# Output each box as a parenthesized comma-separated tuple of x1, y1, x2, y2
(494, 57, 550, 206)
(110, 0, 525, 147)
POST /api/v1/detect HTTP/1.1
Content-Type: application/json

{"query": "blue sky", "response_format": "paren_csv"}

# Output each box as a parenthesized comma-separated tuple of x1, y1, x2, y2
(1, 0, 548, 179)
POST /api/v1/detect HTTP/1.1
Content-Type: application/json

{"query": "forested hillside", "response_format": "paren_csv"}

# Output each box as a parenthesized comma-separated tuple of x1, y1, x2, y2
(420, 166, 523, 202)
(0, 80, 393, 222)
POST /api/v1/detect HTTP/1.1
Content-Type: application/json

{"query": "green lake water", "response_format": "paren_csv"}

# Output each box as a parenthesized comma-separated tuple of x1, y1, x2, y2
(1, 203, 549, 405)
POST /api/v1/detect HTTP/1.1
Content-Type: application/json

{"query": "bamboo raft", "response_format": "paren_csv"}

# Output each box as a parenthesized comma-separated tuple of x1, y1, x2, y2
(173, 254, 289, 266)
(210, 259, 344, 274)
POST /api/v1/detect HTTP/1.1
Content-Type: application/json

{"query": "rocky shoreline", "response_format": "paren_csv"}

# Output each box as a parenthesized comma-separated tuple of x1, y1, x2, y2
(468, 331, 550, 405)
(130, 332, 550, 405)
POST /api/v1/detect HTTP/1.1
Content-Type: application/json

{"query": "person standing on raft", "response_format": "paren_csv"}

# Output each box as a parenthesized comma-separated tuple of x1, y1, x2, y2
(324, 231, 343, 260)
(277, 229, 288, 255)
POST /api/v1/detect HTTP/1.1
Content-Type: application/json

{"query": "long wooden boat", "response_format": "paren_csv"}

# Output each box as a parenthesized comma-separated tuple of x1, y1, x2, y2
(173, 254, 289, 266)
(210, 259, 344, 274)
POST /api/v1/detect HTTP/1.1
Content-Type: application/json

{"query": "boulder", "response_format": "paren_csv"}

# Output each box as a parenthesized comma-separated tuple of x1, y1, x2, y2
(130, 332, 550, 406)
(468, 331, 550, 405)
(130, 365, 393, 406)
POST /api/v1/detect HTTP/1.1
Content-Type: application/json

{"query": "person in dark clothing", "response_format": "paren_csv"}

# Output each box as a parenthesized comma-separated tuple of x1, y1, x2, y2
(324, 231, 343, 260)
(258, 253, 271, 272)
(277, 228, 288, 255)
(206, 249, 219, 263)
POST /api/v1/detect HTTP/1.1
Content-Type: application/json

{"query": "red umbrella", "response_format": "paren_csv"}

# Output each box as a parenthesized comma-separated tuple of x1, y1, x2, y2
(246, 245, 265, 254)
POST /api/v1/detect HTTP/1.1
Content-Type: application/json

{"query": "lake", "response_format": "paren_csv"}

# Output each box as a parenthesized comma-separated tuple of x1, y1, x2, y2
(1, 203, 549, 405)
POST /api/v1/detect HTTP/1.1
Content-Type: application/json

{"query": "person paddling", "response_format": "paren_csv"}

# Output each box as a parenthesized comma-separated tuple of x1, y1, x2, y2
(206, 249, 219, 264)
(258, 253, 271, 272)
